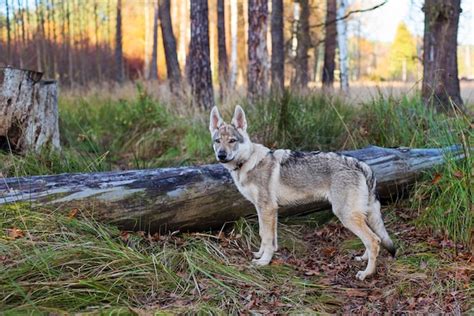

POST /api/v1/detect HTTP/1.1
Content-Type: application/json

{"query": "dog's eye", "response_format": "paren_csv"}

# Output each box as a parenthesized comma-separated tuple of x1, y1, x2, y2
(229, 139, 237, 143)
(214, 139, 220, 143)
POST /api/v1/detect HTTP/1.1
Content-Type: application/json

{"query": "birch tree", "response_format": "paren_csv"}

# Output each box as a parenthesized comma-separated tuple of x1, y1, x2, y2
(336, 0, 349, 92)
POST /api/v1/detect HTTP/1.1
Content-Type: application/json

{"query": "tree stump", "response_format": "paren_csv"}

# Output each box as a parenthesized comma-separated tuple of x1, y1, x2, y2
(0, 67, 60, 153)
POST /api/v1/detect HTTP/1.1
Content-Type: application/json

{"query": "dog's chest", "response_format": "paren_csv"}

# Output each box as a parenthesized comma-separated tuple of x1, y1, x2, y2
(231, 172, 258, 204)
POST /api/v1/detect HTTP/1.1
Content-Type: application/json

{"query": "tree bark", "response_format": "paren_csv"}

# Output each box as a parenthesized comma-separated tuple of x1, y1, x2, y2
(294, 0, 310, 89)
(271, 0, 285, 93)
(178, 0, 188, 70)
(6, 0, 12, 63)
(247, 0, 269, 101)
(0, 146, 464, 233)
(422, 0, 464, 113)
(149, 0, 159, 80)
(322, 0, 337, 88)
(217, 0, 229, 100)
(115, 0, 124, 83)
(144, 0, 151, 79)
(336, 0, 349, 92)
(159, 0, 182, 88)
(189, 0, 214, 109)
(0, 67, 60, 153)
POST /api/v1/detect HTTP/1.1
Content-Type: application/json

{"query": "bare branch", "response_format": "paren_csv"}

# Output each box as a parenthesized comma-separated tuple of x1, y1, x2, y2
(310, 0, 388, 28)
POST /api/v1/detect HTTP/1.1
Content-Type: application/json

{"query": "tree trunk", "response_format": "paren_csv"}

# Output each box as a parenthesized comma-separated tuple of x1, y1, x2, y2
(247, 0, 269, 101)
(229, 0, 238, 88)
(0, 146, 464, 233)
(294, 0, 310, 89)
(322, 0, 337, 88)
(159, 0, 182, 88)
(6, 0, 12, 63)
(178, 0, 188, 70)
(421, 0, 464, 113)
(115, 0, 124, 83)
(144, 0, 151, 79)
(217, 0, 229, 101)
(149, 0, 159, 80)
(336, 0, 349, 92)
(271, 0, 284, 93)
(93, 0, 103, 82)
(0, 67, 60, 153)
(189, 0, 214, 109)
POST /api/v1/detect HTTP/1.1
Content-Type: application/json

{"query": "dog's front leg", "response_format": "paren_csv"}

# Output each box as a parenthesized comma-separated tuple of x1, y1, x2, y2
(252, 207, 277, 266)
(252, 206, 265, 259)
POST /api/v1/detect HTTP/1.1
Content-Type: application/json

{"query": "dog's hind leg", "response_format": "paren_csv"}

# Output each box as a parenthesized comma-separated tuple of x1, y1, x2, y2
(252, 207, 277, 266)
(367, 199, 396, 257)
(340, 211, 381, 280)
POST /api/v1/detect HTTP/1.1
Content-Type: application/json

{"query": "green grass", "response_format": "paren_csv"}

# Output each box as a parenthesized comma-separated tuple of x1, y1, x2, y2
(0, 205, 340, 314)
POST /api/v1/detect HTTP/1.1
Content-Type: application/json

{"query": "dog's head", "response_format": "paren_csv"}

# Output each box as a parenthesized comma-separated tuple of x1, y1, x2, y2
(209, 106, 252, 164)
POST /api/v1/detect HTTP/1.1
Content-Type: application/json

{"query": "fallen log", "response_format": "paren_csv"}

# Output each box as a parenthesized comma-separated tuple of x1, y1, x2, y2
(0, 67, 60, 153)
(0, 146, 464, 232)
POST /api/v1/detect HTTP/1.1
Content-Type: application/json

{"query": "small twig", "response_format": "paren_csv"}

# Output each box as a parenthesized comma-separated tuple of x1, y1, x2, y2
(310, 0, 388, 28)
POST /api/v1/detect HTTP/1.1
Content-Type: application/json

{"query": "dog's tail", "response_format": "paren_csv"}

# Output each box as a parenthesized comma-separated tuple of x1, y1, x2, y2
(353, 158, 397, 257)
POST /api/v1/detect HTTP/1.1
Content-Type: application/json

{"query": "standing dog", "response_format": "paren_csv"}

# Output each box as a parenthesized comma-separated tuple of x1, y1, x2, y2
(209, 106, 396, 280)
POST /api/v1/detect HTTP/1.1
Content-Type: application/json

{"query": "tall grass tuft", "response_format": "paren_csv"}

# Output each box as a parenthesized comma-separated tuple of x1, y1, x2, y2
(0, 205, 340, 313)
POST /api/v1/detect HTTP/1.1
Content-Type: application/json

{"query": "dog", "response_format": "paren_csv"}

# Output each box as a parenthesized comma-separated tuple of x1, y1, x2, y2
(209, 105, 396, 280)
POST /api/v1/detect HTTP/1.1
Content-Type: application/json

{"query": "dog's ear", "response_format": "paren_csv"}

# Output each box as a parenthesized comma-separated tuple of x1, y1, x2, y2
(231, 105, 247, 131)
(209, 106, 223, 133)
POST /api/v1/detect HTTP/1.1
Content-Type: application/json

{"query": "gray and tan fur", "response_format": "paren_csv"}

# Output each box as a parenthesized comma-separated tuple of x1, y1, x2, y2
(209, 106, 396, 280)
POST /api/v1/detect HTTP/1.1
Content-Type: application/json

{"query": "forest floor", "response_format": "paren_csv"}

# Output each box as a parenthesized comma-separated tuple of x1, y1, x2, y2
(0, 202, 472, 314)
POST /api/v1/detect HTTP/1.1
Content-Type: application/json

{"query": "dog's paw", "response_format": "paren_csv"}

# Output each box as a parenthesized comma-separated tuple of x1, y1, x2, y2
(355, 270, 368, 280)
(252, 258, 271, 266)
(354, 255, 368, 262)
(252, 251, 263, 259)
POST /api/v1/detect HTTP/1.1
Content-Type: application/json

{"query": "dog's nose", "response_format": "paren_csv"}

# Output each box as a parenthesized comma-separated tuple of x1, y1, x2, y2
(217, 151, 227, 161)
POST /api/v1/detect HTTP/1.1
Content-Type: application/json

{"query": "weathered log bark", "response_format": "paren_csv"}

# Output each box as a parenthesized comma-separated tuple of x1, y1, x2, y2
(0, 67, 60, 153)
(0, 146, 464, 233)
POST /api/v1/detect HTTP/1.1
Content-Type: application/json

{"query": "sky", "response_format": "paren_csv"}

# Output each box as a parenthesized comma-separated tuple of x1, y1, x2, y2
(354, 0, 474, 45)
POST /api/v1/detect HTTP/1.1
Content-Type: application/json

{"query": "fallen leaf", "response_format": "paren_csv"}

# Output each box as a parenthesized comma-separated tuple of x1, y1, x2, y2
(120, 231, 130, 242)
(68, 208, 79, 219)
(432, 173, 442, 184)
(453, 170, 464, 179)
(345, 288, 368, 297)
(271, 258, 285, 265)
(6, 227, 24, 239)
(322, 247, 337, 257)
